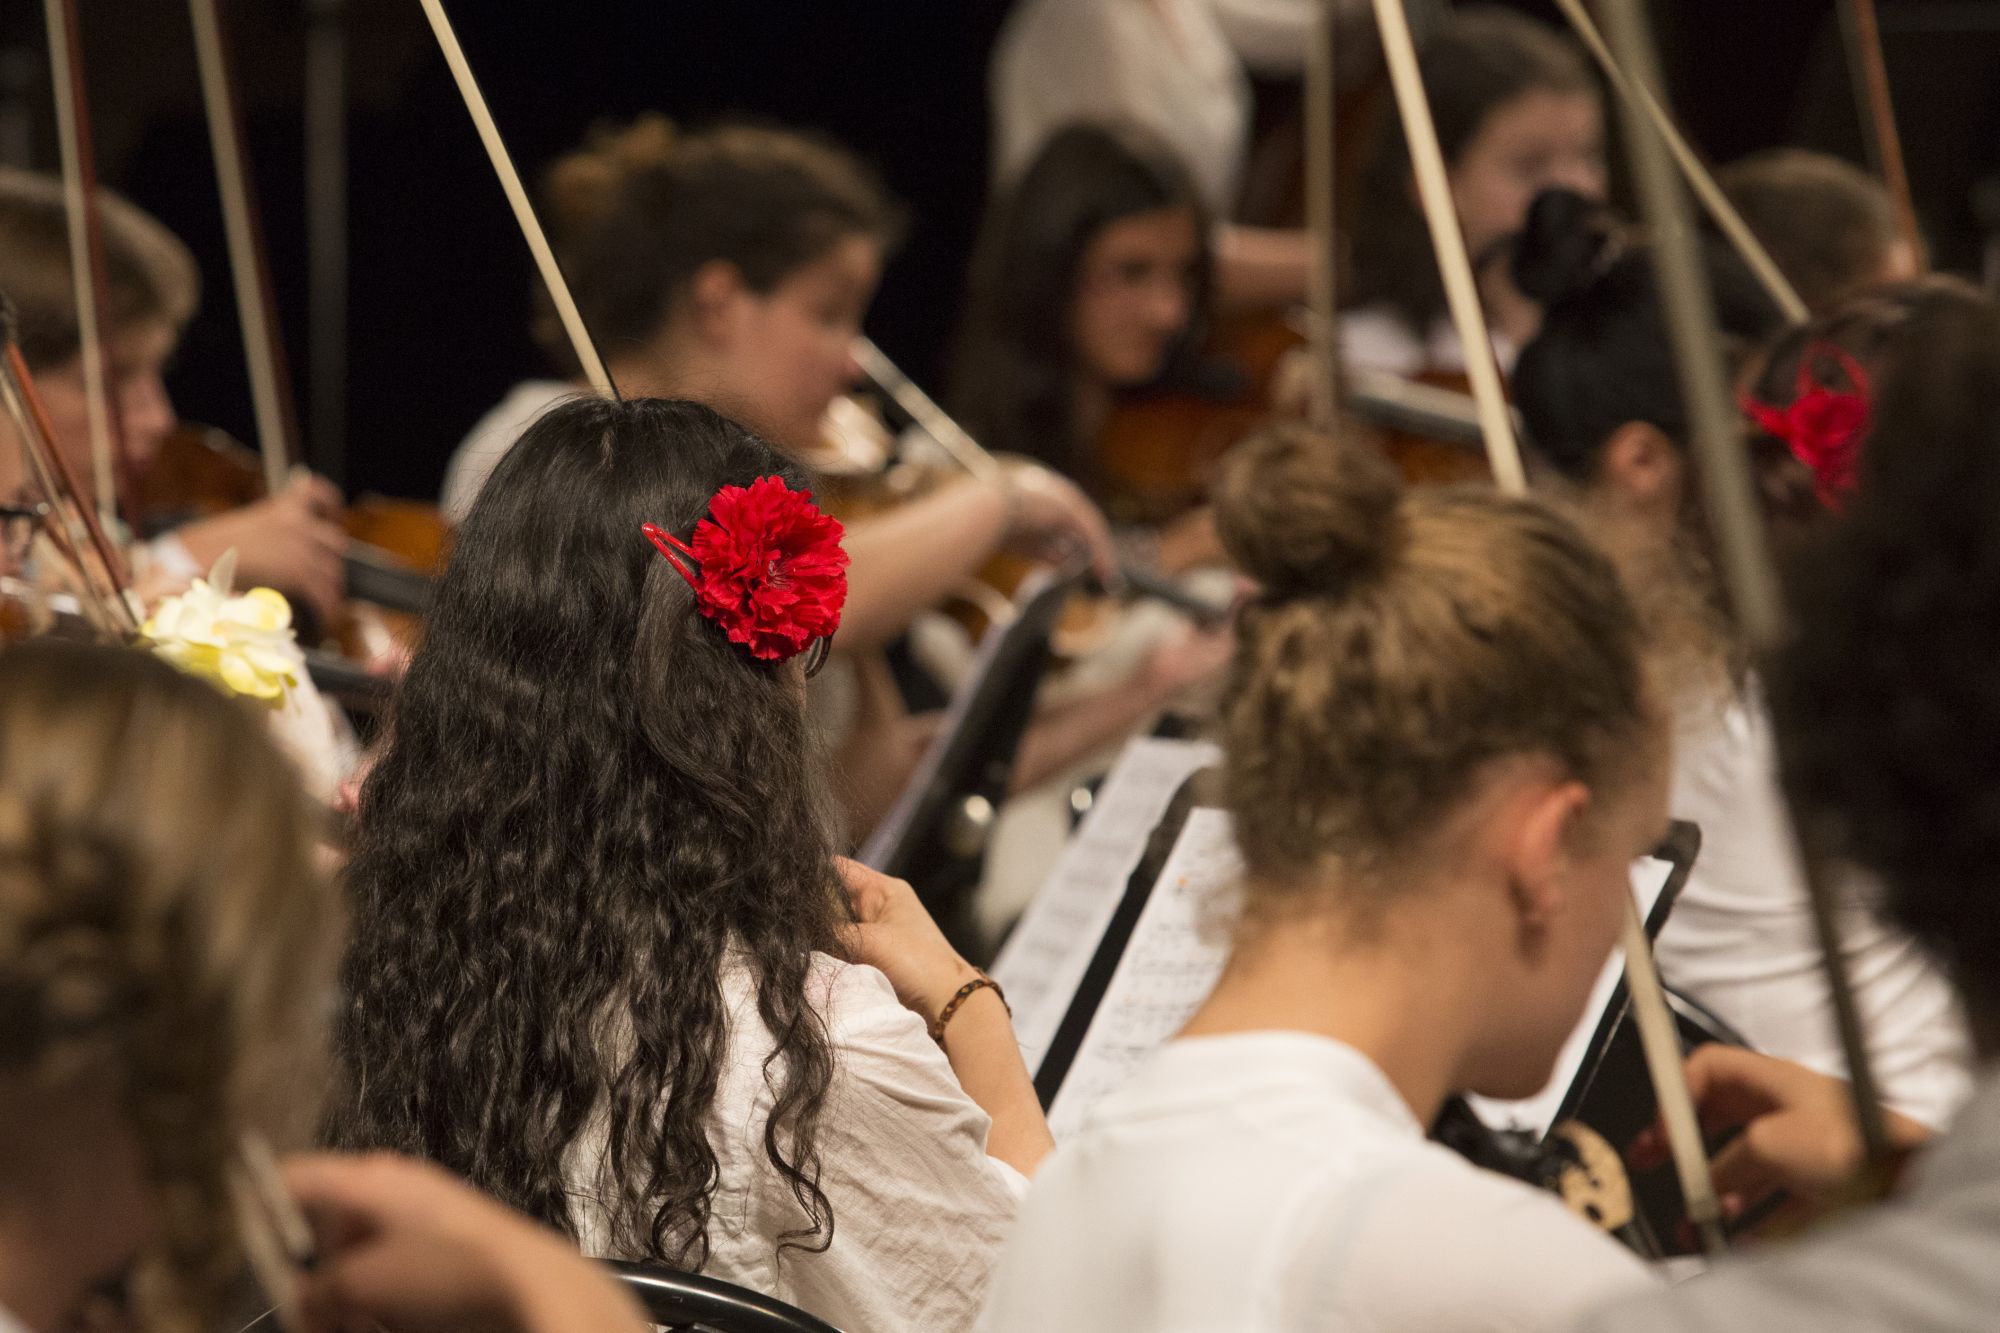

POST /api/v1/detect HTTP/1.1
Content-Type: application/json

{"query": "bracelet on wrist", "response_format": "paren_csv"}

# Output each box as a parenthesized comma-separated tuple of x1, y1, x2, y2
(928, 973, 1009, 1047)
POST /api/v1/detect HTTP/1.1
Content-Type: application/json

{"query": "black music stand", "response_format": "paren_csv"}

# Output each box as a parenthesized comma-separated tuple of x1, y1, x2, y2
(859, 564, 1088, 953)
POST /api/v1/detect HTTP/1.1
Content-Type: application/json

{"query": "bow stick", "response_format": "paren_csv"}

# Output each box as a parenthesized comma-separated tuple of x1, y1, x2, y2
(851, 337, 1004, 484)
(1599, 0, 1892, 1175)
(416, 0, 614, 398)
(1838, 0, 1923, 271)
(1546, 0, 1809, 325)
(1372, 0, 1727, 1254)
(1303, 0, 1340, 428)
(188, 0, 304, 494)
(0, 297, 139, 634)
(1368, 0, 1526, 492)
(42, 0, 127, 523)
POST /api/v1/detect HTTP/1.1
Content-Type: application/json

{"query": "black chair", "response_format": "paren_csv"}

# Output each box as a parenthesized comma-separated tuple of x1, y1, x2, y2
(606, 1261, 842, 1333)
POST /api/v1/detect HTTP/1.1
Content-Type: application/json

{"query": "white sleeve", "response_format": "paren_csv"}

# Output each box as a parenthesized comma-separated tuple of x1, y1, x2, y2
(784, 962, 1024, 1328)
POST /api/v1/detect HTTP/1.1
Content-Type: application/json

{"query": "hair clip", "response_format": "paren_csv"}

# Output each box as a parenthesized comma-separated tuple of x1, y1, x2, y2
(642, 476, 849, 663)
(1740, 341, 1871, 510)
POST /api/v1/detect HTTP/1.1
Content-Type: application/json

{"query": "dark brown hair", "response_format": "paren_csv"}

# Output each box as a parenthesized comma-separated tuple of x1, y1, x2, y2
(1771, 292, 2000, 1019)
(536, 116, 902, 374)
(949, 121, 1212, 488)
(1346, 6, 1595, 335)
(0, 167, 197, 370)
(1214, 424, 1651, 888)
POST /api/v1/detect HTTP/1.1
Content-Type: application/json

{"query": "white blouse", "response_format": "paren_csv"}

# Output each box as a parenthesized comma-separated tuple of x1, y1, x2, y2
(979, 1032, 1655, 1332)
(1657, 690, 1973, 1129)
(568, 954, 1026, 1333)
(991, 0, 1252, 214)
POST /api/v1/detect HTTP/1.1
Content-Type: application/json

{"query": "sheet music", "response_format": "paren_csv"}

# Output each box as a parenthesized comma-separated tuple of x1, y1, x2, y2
(1468, 850, 1678, 1138)
(991, 736, 1222, 1069)
(1044, 808, 1243, 1140)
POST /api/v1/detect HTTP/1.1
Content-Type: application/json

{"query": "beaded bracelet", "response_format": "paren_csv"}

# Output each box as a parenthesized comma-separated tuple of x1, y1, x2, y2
(928, 974, 1009, 1047)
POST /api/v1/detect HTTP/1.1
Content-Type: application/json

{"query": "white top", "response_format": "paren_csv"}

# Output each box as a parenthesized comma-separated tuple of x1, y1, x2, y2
(979, 1032, 1655, 1332)
(991, 0, 1252, 214)
(1656, 690, 1972, 1128)
(568, 953, 1026, 1333)
(440, 379, 576, 523)
(1338, 305, 1520, 378)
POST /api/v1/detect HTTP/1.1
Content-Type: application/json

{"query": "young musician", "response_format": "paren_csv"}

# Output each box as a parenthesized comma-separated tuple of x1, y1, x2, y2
(1510, 190, 1974, 1129)
(0, 640, 645, 1333)
(0, 168, 348, 624)
(1718, 148, 1920, 313)
(339, 396, 1051, 1332)
(950, 122, 1211, 500)
(1580, 284, 2000, 1333)
(441, 116, 1114, 654)
(979, 423, 1667, 1329)
(1342, 6, 1606, 377)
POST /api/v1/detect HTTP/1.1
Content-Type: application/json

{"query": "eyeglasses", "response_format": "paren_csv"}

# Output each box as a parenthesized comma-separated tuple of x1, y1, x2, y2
(0, 502, 48, 569)
(802, 635, 832, 680)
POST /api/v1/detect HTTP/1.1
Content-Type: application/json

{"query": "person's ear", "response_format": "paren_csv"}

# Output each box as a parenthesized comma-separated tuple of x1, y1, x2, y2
(1596, 421, 1683, 510)
(687, 259, 752, 344)
(1504, 777, 1593, 932)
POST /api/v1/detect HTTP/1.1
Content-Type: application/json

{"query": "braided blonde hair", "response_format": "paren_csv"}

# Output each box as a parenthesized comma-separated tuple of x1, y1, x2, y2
(0, 641, 334, 1330)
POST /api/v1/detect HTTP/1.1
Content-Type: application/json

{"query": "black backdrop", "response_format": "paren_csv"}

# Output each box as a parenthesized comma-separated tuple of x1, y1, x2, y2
(2, 0, 1990, 503)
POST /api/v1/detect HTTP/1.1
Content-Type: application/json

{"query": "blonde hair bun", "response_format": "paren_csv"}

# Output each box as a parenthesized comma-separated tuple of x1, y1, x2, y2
(1215, 422, 1403, 598)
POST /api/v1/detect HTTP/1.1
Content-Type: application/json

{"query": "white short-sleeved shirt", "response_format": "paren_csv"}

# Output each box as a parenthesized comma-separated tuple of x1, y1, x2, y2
(1657, 690, 1972, 1128)
(440, 379, 576, 523)
(991, 0, 1252, 214)
(979, 1032, 1656, 1332)
(568, 954, 1026, 1333)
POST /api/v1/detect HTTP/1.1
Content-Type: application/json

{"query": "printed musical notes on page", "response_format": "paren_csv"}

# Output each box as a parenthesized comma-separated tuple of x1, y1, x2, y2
(1045, 808, 1243, 1140)
(992, 737, 1222, 1070)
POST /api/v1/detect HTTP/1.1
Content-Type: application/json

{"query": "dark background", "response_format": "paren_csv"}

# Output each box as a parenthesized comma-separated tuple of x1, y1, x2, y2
(1, 0, 1992, 502)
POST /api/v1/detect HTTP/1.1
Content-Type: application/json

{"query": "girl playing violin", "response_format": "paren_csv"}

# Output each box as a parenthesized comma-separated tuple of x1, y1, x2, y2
(980, 423, 1669, 1330)
(950, 121, 1210, 506)
(0, 168, 349, 627)
(341, 395, 1052, 1332)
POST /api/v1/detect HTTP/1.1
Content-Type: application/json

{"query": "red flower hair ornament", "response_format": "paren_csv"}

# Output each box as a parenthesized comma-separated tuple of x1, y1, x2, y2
(642, 476, 849, 662)
(1740, 342, 1871, 510)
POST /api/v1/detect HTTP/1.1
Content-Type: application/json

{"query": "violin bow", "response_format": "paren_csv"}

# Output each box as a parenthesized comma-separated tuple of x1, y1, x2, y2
(0, 301, 140, 634)
(850, 337, 1004, 484)
(1546, 0, 1809, 326)
(1597, 0, 1892, 1185)
(188, 0, 303, 494)
(1838, 0, 1923, 271)
(415, 0, 615, 399)
(41, 0, 129, 524)
(1373, 0, 1727, 1253)
(1367, 0, 1526, 492)
(1303, 0, 1340, 429)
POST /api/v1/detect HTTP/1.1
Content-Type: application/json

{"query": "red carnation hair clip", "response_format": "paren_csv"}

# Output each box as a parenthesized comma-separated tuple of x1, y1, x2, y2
(642, 476, 849, 662)
(1740, 341, 1871, 511)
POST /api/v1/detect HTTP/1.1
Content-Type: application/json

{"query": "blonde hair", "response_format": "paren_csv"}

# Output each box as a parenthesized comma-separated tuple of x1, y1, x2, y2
(0, 167, 198, 369)
(1215, 425, 1651, 890)
(0, 641, 333, 1330)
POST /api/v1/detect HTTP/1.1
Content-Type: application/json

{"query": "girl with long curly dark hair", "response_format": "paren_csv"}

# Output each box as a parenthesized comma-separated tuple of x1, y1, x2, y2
(334, 395, 1051, 1332)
